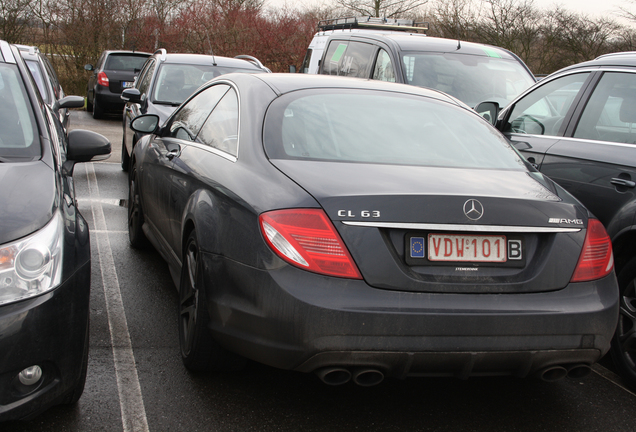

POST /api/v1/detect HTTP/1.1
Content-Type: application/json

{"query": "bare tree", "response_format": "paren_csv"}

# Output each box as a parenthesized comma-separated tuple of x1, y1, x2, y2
(0, 0, 34, 42)
(335, 0, 428, 18)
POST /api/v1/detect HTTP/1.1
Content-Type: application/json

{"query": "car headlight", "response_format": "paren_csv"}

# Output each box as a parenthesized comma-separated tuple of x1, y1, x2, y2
(0, 212, 64, 306)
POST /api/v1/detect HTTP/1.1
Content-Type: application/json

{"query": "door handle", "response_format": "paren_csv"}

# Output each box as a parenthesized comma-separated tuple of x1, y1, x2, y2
(166, 149, 180, 160)
(611, 178, 636, 188)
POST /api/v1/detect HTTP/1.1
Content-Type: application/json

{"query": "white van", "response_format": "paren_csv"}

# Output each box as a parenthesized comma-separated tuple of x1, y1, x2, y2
(299, 16, 427, 74)
(300, 16, 537, 108)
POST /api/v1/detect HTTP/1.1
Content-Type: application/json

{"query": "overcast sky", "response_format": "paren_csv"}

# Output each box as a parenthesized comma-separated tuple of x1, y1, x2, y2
(264, 0, 632, 21)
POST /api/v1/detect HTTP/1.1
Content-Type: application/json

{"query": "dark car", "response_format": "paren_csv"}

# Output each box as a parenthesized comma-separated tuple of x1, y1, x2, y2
(85, 50, 151, 119)
(304, 16, 536, 108)
(127, 73, 618, 386)
(476, 51, 636, 390)
(0, 40, 111, 420)
(16, 44, 83, 129)
(120, 49, 270, 171)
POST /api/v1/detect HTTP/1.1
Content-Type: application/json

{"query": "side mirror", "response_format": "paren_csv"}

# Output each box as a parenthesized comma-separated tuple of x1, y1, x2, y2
(131, 114, 160, 134)
(289, 65, 296, 73)
(121, 88, 142, 103)
(84, 64, 94, 72)
(54, 95, 85, 111)
(475, 101, 500, 126)
(67, 129, 111, 162)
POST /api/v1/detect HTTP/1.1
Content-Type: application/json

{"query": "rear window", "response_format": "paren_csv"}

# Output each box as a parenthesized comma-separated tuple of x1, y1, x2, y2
(105, 54, 148, 71)
(0, 63, 39, 160)
(264, 90, 525, 170)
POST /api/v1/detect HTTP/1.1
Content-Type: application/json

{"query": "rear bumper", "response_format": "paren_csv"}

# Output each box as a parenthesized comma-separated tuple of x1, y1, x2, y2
(0, 261, 90, 421)
(94, 85, 125, 110)
(202, 253, 619, 378)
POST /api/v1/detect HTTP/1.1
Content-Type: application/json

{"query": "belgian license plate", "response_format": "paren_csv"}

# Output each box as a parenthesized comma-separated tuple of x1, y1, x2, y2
(122, 81, 134, 88)
(428, 233, 507, 263)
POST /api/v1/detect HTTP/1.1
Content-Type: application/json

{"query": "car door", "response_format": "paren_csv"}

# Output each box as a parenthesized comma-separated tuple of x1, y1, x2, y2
(157, 83, 232, 254)
(540, 70, 636, 233)
(500, 71, 594, 168)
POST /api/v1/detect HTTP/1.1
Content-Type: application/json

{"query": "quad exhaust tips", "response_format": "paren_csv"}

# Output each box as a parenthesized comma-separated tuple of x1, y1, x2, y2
(537, 364, 592, 382)
(315, 367, 385, 386)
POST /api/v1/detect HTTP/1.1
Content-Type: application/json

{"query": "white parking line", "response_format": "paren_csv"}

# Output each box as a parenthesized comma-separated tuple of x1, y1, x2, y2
(85, 163, 150, 432)
(592, 363, 636, 397)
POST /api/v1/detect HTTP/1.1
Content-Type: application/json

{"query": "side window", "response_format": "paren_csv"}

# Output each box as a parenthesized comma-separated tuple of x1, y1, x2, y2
(504, 73, 590, 136)
(372, 49, 395, 82)
(137, 60, 156, 95)
(41, 56, 61, 98)
(300, 49, 312, 74)
(573, 72, 636, 144)
(169, 84, 229, 141)
(320, 41, 375, 78)
(197, 87, 239, 157)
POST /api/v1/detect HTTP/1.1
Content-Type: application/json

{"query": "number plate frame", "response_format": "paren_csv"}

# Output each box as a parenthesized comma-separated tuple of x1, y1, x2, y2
(405, 232, 526, 268)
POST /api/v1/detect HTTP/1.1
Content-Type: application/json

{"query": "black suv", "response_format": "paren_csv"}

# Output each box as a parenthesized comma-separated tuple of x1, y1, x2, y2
(306, 16, 536, 108)
(85, 50, 151, 118)
(0, 40, 110, 420)
(478, 52, 636, 389)
(120, 49, 270, 171)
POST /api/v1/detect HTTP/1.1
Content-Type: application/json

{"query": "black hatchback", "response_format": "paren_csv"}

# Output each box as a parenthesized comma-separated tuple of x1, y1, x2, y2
(0, 40, 110, 420)
(85, 50, 150, 119)
(477, 51, 636, 391)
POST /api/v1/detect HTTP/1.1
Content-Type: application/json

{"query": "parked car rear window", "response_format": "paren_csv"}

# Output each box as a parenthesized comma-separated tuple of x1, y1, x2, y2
(0, 64, 39, 159)
(402, 52, 535, 108)
(264, 90, 525, 170)
(105, 54, 148, 71)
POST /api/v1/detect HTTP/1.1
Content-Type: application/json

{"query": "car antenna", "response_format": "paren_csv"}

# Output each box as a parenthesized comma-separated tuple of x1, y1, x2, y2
(456, 24, 461, 50)
(206, 34, 217, 65)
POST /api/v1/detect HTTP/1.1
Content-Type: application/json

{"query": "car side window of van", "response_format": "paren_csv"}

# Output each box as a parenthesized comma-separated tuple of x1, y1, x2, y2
(321, 41, 375, 78)
(301, 49, 312, 74)
(372, 49, 395, 83)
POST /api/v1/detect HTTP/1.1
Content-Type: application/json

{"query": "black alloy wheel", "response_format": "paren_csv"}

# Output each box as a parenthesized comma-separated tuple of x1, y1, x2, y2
(178, 231, 245, 372)
(128, 164, 148, 249)
(611, 256, 636, 390)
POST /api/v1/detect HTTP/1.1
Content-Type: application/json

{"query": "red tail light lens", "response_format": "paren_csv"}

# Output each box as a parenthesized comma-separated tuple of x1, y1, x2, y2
(571, 219, 614, 282)
(259, 209, 362, 279)
(97, 71, 109, 87)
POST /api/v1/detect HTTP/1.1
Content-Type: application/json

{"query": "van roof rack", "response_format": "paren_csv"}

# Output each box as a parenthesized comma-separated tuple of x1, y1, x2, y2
(318, 16, 428, 34)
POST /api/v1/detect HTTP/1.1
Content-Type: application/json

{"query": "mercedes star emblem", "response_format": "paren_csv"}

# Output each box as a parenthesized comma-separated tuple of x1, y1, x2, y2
(463, 199, 484, 221)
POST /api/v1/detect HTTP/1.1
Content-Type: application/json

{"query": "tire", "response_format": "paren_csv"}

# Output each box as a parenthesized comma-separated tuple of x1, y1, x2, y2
(92, 97, 104, 119)
(85, 93, 93, 112)
(610, 256, 636, 390)
(128, 164, 149, 249)
(179, 231, 246, 372)
(61, 322, 89, 405)
(121, 135, 130, 172)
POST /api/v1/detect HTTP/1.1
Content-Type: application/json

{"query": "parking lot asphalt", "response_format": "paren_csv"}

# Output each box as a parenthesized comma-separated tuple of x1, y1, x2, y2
(3, 109, 636, 431)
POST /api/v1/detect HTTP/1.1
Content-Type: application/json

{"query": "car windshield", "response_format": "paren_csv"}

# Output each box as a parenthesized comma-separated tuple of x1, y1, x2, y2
(0, 63, 39, 160)
(152, 63, 262, 105)
(105, 54, 148, 71)
(402, 52, 535, 108)
(264, 90, 525, 170)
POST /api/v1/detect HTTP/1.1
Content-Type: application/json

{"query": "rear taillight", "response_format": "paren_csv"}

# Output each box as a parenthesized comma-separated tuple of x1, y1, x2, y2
(571, 219, 614, 282)
(97, 71, 109, 87)
(259, 209, 362, 279)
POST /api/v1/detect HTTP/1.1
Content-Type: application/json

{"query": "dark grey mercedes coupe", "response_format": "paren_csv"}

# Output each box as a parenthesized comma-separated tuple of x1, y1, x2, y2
(128, 73, 618, 386)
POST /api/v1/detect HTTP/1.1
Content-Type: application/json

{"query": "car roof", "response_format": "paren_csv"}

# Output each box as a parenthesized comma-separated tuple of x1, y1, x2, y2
(562, 51, 636, 71)
(104, 50, 152, 57)
(331, 32, 520, 61)
(154, 53, 264, 70)
(237, 73, 468, 106)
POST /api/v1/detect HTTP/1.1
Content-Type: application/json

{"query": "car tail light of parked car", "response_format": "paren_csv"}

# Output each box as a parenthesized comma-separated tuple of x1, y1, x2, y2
(260, 209, 362, 279)
(97, 71, 109, 87)
(571, 219, 613, 283)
